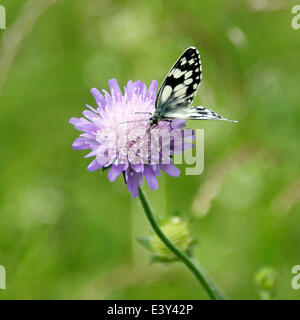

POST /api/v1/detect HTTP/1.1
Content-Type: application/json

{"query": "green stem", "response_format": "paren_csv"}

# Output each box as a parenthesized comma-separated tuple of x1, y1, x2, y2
(138, 187, 225, 300)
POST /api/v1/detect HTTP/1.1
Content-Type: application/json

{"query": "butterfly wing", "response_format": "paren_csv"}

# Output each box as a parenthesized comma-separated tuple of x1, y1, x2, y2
(163, 105, 237, 122)
(155, 47, 202, 113)
(154, 47, 236, 123)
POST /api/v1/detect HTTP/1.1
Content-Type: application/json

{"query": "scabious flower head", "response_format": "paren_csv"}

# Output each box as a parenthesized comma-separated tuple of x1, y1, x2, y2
(70, 79, 194, 198)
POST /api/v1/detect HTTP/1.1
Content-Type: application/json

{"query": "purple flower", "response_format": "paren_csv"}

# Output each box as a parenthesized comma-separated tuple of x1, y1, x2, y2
(70, 79, 194, 198)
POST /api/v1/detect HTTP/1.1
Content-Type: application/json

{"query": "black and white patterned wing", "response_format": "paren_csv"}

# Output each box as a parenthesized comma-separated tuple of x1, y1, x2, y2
(154, 47, 237, 122)
(163, 105, 237, 122)
(155, 47, 202, 113)
(155, 47, 236, 122)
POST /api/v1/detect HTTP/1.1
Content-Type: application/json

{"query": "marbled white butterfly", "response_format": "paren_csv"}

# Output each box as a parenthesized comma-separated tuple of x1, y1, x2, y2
(149, 47, 237, 126)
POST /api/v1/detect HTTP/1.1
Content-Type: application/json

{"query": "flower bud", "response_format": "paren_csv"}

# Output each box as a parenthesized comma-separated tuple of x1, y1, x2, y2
(150, 217, 194, 261)
(254, 267, 278, 299)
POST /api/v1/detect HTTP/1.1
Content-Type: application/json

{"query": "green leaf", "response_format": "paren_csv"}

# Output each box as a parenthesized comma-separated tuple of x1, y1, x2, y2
(149, 255, 178, 264)
(136, 237, 151, 250)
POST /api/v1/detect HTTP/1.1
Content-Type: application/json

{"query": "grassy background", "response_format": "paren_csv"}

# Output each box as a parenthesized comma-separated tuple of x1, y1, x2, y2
(0, 0, 299, 299)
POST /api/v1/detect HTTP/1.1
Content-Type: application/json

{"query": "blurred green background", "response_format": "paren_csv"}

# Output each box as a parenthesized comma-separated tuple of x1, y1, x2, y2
(0, 0, 299, 300)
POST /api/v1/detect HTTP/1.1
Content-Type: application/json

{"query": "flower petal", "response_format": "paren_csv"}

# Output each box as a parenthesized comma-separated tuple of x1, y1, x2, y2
(126, 171, 141, 198)
(183, 128, 195, 140)
(109, 78, 123, 103)
(91, 88, 106, 111)
(69, 117, 81, 125)
(83, 110, 99, 123)
(160, 163, 181, 177)
(87, 159, 102, 171)
(152, 165, 161, 177)
(131, 163, 143, 173)
(146, 80, 158, 102)
(70, 117, 98, 133)
(84, 149, 98, 158)
(85, 104, 98, 113)
(124, 80, 134, 100)
(171, 119, 186, 129)
(144, 165, 158, 190)
(134, 80, 147, 97)
(102, 89, 112, 107)
(108, 164, 126, 182)
(72, 138, 89, 150)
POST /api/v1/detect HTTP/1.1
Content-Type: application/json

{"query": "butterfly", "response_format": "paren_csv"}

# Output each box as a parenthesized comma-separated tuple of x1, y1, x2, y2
(149, 47, 237, 126)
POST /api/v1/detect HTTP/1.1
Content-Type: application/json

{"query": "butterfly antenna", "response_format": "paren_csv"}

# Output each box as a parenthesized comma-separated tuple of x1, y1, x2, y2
(119, 119, 150, 125)
(132, 112, 152, 116)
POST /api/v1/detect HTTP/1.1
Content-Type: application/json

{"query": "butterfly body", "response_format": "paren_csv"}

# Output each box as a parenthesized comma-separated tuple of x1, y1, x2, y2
(150, 47, 237, 125)
(149, 102, 171, 126)
(149, 113, 161, 127)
